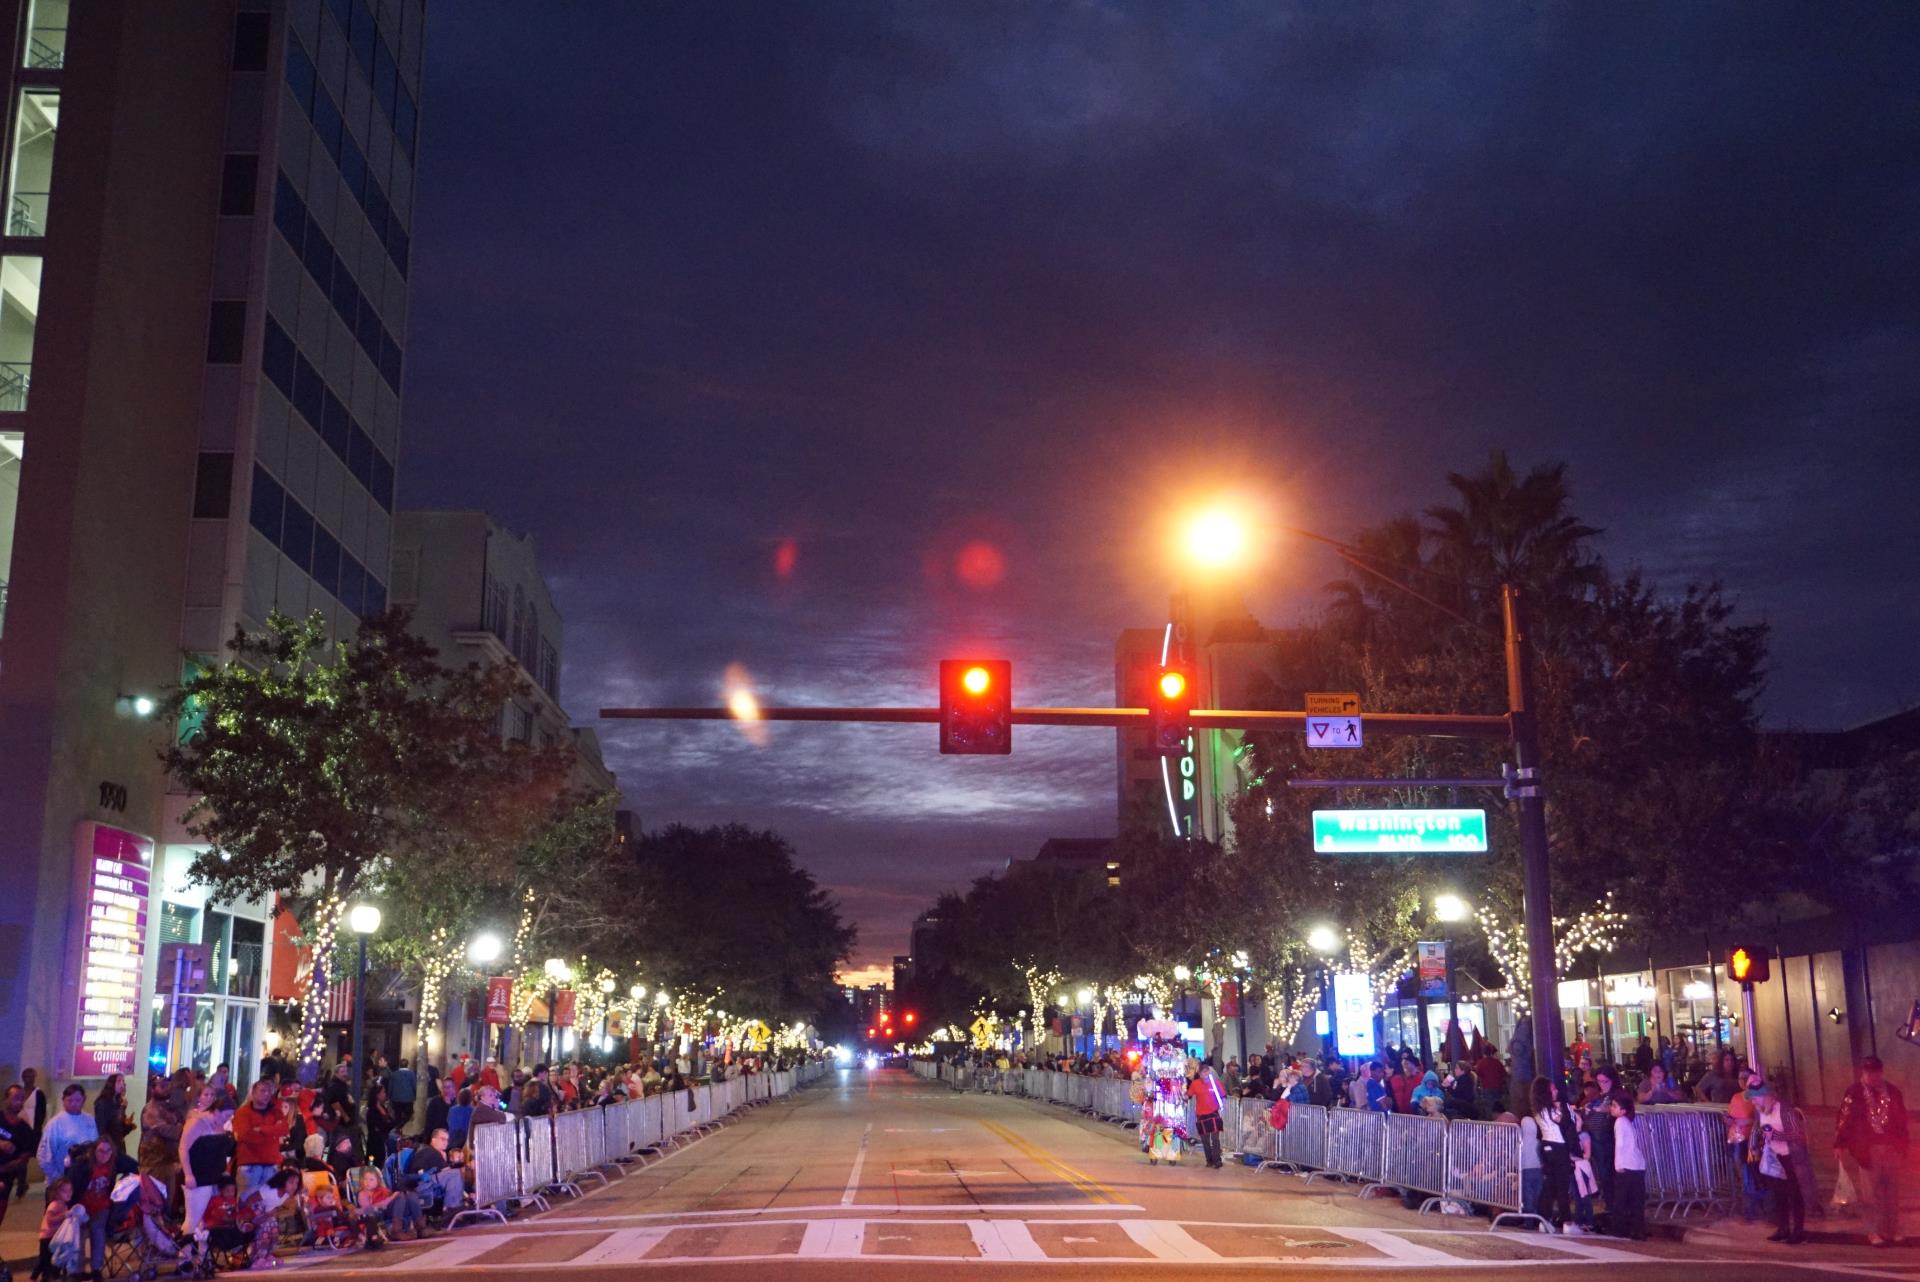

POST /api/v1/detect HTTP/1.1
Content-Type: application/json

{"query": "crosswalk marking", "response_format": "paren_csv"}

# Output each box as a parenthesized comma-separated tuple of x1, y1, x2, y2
(1118, 1220, 1222, 1262)
(968, 1218, 1047, 1261)
(565, 1227, 670, 1265)
(283, 1215, 1690, 1272)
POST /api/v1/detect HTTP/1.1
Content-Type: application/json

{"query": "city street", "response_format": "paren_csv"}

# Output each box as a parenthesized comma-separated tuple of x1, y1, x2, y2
(281, 1070, 1912, 1281)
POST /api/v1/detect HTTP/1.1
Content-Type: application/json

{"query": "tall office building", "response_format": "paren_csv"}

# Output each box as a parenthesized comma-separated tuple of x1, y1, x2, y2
(0, 0, 424, 1099)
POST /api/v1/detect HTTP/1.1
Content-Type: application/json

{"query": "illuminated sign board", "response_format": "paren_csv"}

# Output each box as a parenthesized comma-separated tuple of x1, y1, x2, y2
(1311, 809, 1489, 854)
(71, 823, 153, 1078)
(1332, 971, 1376, 1058)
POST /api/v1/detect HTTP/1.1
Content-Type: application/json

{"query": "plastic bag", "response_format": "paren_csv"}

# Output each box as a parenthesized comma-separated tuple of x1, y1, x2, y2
(51, 1205, 89, 1274)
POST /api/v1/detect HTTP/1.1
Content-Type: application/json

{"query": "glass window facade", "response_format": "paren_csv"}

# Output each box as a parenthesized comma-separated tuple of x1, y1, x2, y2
(0, 255, 41, 411)
(22, 0, 67, 71)
(7, 88, 56, 237)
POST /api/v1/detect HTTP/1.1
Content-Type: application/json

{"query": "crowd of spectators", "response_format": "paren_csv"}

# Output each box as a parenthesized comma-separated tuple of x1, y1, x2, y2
(0, 1045, 814, 1280)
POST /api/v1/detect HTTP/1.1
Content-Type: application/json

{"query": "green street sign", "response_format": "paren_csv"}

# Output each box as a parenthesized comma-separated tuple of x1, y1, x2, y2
(1312, 808, 1489, 855)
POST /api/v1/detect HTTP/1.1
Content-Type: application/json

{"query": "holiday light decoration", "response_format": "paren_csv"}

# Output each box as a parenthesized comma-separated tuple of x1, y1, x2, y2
(295, 894, 346, 1073)
(1474, 893, 1627, 1013)
(1020, 964, 1062, 1050)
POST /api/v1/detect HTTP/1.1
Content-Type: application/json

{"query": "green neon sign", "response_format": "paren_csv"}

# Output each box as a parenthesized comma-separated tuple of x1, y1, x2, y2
(1311, 808, 1489, 855)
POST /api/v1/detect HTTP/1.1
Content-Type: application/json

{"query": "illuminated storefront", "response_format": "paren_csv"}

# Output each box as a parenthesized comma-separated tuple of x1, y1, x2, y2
(145, 846, 272, 1086)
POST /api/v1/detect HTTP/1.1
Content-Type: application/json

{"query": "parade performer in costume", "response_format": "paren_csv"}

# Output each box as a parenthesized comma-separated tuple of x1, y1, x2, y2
(1136, 1020, 1191, 1165)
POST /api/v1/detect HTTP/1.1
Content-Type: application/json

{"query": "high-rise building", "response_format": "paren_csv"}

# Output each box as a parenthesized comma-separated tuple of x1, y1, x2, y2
(392, 509, 618, 793)
(0, 0, 425, 1099)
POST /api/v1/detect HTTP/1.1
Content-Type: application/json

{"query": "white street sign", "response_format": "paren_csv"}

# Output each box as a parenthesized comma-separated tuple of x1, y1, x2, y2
(1306, 715, 1363, 748)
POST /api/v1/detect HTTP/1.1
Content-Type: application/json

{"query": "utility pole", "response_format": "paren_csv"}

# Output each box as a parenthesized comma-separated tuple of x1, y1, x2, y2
(1503, 585, 1562, 1087)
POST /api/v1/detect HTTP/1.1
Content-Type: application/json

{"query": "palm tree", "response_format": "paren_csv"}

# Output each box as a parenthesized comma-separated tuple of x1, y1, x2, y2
(1423, 452, 1604, 614)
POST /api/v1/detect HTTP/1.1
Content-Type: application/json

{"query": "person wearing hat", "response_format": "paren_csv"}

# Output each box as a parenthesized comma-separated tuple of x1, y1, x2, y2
(1745, 1076, 1807, 1244)
(1837, 1055, 1908, 1247)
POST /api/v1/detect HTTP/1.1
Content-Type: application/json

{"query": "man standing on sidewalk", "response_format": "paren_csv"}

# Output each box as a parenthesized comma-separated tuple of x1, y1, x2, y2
(1837, 1056, 1908, 1248)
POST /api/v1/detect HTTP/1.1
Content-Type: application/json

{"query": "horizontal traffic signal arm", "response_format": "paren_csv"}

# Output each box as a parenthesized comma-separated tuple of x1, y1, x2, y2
(600, 705, 1513, 739)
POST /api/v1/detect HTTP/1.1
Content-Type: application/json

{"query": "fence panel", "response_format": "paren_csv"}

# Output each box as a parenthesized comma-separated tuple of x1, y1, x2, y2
(553, 1109, 592, 1178)
(469, 1121, 519, 1209)
(518, 1115, 556, 1192)
(1381, 1112, 1449, 1197)
(663, 1087, 698, 1140)
(1276, 1102, 1329, 1171)
(602, 1102, 628, 1158)
(1324, 1108, 1387, 1182)
(1641, 1106, 1735, 1218)
(637, 1095, 666, 1148)
(1443, 1118, 1522, 1212)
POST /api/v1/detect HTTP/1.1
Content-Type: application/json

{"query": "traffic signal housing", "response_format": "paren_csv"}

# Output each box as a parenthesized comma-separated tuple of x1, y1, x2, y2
(1728, 944, 1771, 986)
(1147, 665, 1193, 754)
(939, 659, 1011, 754)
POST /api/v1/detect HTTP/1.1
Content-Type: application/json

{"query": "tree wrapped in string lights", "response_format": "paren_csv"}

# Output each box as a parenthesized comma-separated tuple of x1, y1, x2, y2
(1474, 893, 1627, 1012)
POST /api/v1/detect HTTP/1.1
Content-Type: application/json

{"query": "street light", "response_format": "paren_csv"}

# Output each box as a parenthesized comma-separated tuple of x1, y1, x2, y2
(1433, 894, 1469, 1062)
(467, 932, 503, 966)
(630, 983, 646, 999)
(347, 904, 381, 1109)
(1307, 925, 1340, 1056)
(1182, 507, 1251, 570)
(543, 958, 572, 1062)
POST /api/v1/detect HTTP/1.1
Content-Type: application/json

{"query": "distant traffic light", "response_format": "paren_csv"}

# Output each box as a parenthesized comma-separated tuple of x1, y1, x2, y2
(1148, 665, 1193, 754)
(902, 1011, 916, 1026)
(939, 659, 1012, 754)
(1729, 945, 1771, 986)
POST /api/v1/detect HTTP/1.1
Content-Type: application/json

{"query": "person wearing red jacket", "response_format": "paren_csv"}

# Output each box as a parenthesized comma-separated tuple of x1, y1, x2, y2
(233, 1080, 291, 1200)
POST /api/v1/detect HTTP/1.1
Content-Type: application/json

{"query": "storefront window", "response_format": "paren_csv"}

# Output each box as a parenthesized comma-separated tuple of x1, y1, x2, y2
(229, 918, 264, 1000)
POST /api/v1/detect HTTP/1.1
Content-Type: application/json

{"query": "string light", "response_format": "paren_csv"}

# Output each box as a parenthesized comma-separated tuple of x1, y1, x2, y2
(1474, 893, 1627, 1013)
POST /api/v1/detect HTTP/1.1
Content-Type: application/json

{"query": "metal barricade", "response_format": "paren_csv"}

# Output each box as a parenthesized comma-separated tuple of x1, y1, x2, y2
(1377, 1111, 1449, 1200)
(637, 1095, 666, 1149)
(518, 1114, 562, 1196)
(455, 1120, 519, 1226)
(664, 1087, 698, 1141)
(1641, 1106, 1736, 1219)
(1270, 1101, 1329, 1173)
(1324, 1108, 1387, 1183)
(554, 1109, 608, 1187)
(1444, 1117, 1523, 1215)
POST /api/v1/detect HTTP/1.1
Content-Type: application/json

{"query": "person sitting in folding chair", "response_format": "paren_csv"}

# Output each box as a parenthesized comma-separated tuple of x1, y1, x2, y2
(405, 1130, 466, 1224)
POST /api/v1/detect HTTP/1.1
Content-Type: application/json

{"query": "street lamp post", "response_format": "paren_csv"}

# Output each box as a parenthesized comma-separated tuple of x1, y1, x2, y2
(347, 904, 382, 1111)
(1434, 894, 1469, 1063)
(1308, 926, 1340, 1059)
(543, 958, 572, 1064)
(467, 931, 504, 1063)
(1076, 988, 1094, 1057)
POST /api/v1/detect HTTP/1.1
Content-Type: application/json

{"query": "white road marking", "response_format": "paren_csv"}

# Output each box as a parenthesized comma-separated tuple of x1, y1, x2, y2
(1518, 1232, 1650, 1262)
(533, 1200, 1146, 1223)
(1119, 1220, 1223, 1262)
(1324, 1227, 1462, 1264)
(565, 1227, 670, 1265)
(968, 1218, 1047, 1261)
(393, 1236, 515, 1269)
(842, 1123, 871, 1206)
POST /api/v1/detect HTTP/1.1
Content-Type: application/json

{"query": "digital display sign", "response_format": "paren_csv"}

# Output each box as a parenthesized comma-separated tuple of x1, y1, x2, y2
(1332, 971, 1376, 1058)
(72, 823, 153, 1078)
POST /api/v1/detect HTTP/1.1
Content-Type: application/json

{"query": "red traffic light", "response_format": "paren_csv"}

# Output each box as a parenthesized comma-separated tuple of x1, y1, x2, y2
(1729, 945, 1771, 985)
(866, 1027, 875, 1038)
(903, 1011, 917, 1025)
(939, 659, 1012, 755)
(1148, 665, 1193, 754)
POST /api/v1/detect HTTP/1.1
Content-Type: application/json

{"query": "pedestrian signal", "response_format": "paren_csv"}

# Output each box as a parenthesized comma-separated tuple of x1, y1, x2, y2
(1148, 665, 1193, 754)
(1728, 945, 1771, 985)
(939, 659, 1011, 754)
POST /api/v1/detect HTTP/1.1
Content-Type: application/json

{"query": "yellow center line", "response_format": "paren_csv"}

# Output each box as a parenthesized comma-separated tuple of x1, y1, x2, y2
(978, 1118, 1119, 1204)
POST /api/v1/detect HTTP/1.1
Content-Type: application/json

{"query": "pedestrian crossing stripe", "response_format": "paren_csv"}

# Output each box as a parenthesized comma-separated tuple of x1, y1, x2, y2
(279, 1216, 1666, 1272)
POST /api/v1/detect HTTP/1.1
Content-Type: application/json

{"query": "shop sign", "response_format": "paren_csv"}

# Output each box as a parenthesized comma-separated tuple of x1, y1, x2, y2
(553, 988, 577, 1027)
(1332, 971, 1376, 1058)
(485, 976, 513, 1025)
(70, 823, 153, 1077)
(1417, 941, 1448, 999)
(1313, 809, 1488, 854)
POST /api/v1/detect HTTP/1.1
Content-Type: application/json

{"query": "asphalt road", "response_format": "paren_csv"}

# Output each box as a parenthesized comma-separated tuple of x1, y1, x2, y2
(282, 1067, 1917, 1280)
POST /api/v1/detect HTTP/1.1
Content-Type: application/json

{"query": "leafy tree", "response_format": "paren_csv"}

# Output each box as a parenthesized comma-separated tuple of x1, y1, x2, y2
(626, 825, 855, 1027)
(161, 610, 562, 1080)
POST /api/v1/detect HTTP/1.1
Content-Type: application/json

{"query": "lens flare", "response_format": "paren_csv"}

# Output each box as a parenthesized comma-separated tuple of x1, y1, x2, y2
(722, 662, 768, 746)
(954, 540, 1006, 589)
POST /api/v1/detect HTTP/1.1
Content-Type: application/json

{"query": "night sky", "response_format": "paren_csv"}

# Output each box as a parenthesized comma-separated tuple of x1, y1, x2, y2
(398, 3, 1920, 978)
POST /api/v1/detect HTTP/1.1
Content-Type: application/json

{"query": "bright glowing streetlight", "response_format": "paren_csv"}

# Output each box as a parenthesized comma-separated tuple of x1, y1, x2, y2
(1307, 925, 1340, 954)
(467, 932, 503, 966)
(630, 983, 647, 999)
(348, 904, 382, 936)
(1075, 987, 1094, 1006)
(1433, 894, 1470, 923)
(1183, 507, 1251, 569)
(599, 976, 616, 994)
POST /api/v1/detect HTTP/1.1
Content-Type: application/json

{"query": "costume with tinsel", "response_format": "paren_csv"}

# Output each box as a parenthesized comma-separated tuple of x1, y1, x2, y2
(1135, 1019, 1190, 1165)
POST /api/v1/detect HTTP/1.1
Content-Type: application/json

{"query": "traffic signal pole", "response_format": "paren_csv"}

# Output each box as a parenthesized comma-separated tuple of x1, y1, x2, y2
(1502, 585, 1563, 1090)
(602, 704, 1512, 737)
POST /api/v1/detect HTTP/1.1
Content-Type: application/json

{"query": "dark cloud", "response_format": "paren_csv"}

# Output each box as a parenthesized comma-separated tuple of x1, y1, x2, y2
(399, 2, 1920, 968)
